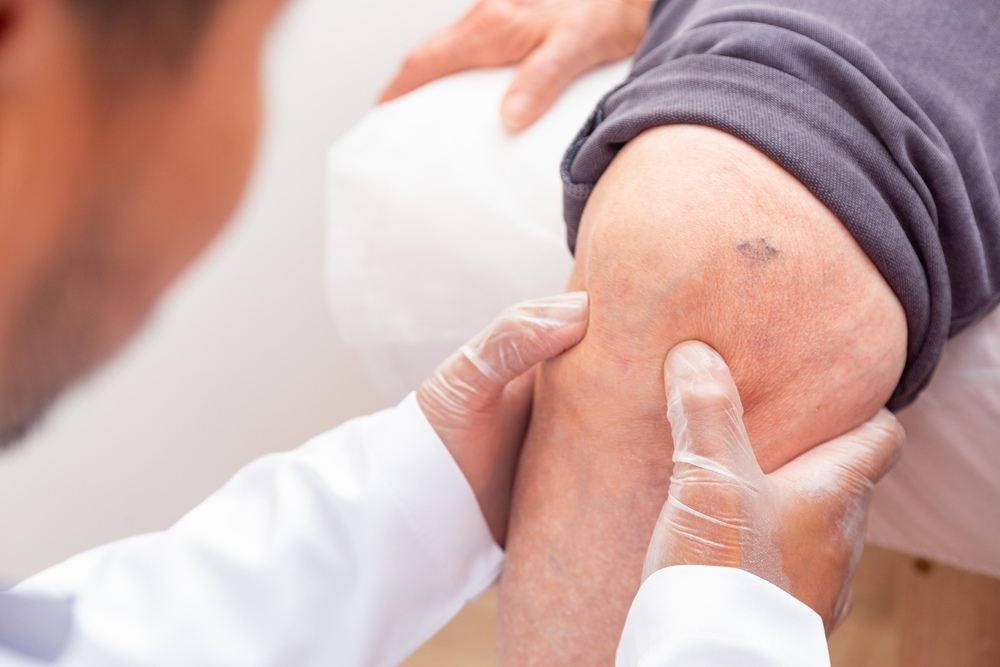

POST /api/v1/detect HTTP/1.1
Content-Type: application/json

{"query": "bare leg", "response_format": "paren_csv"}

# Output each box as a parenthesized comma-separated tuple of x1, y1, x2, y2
(497, 125, 907, 665)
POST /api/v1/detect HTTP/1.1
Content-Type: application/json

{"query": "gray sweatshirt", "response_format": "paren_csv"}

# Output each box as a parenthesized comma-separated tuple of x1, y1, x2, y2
(561, 0, 1000, 409)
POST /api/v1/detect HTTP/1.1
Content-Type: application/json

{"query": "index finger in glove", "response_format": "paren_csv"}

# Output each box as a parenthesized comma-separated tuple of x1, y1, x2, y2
(458, 292, 589, 395)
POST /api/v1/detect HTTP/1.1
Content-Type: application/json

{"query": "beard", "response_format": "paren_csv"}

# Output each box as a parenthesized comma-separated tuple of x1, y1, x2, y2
(0, 213, 130, 448)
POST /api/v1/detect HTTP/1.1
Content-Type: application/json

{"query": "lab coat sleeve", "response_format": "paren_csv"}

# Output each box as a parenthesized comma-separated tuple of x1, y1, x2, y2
(616, 566, 830, 667)
(14, 393, 504, 667)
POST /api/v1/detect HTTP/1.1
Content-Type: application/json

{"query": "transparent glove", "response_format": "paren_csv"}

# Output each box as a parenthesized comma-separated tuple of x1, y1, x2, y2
(379, 0, 653, 131)
(418, 292, 589, 545)
(644, 341, 905, 632)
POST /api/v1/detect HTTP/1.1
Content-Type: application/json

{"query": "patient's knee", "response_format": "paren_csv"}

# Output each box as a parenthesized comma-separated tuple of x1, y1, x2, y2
(565, 124, 907, 469)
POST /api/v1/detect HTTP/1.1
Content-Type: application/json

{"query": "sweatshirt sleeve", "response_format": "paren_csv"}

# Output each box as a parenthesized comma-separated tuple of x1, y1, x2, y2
(562, 0, 1000, 409)
(15, 393, 504, 667)
(616, 565, 830, 667)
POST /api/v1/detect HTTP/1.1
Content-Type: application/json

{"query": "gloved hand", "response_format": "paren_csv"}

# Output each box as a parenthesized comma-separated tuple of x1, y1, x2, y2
(418, 292, 589, 545)
(379, 0, 653, 131)
(644, 341, 905, 632)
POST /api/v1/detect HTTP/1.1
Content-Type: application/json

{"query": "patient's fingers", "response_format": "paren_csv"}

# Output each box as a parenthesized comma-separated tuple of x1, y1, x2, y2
(499, 1, 649, 129)
(380, 0, 650, 129)
(379, 1, 540, 103)
(378, 29, 477, 103)
(501, 26, 604, 130)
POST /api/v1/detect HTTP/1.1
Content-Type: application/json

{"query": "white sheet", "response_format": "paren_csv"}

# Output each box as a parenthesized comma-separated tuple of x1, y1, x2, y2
(325, 63, 1000, 579)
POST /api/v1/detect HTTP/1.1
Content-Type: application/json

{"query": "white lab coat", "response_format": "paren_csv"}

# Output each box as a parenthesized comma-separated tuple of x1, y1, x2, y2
(1, 395, 830, 667)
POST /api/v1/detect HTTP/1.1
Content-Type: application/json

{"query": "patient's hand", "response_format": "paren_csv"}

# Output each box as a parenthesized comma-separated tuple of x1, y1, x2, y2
(497, 125, 907, 665)
(379, 0, 652, 131)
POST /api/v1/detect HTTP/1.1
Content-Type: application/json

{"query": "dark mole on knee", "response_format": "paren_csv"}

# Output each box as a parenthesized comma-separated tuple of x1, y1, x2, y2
(737, 237, 779, 262)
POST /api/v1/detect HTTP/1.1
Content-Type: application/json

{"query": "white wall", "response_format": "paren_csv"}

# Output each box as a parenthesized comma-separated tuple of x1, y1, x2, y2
(0, 0, 473, 583)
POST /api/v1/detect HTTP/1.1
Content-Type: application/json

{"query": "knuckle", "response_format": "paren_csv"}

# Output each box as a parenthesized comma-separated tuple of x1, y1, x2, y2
(465, 0, 533, 44)
(488, 306, 534, 343)
(498, 303, 528, 326)
(479, 0, 520, 26)
(527, 54, 567, 82)
(402, 48, 434, 71)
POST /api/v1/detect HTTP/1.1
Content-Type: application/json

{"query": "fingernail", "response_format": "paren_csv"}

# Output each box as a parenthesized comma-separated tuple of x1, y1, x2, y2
(664, 342, 733, 401)
(538, 292, 589, 326)
(502, 92, 534, 130)
(870, 409, 906, 444)
(669, 341, 724, 373)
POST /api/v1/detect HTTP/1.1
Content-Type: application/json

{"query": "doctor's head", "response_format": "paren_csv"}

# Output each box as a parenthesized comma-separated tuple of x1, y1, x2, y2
(0, 0, 286, 446)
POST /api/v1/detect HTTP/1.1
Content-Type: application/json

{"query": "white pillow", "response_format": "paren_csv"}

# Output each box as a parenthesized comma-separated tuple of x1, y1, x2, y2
(325, 62, 629, 400)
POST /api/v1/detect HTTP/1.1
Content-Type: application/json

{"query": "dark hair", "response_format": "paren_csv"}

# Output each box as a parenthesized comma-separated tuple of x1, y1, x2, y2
(64, 0, 223, 73)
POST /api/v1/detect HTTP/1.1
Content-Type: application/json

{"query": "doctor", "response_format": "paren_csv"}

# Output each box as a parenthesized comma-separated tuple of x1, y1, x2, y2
(0, 0, 902, 665)
(1, 296, 904, 667)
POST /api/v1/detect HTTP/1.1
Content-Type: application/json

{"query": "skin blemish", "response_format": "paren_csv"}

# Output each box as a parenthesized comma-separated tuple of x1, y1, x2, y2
(737, 237, 780, 262)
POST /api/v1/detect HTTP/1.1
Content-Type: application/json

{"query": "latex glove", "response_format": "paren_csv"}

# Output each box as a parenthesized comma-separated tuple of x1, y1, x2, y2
(418, 292, 589, 545)
(644, 341, 905, 632)
(379, 0, 653, 131)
